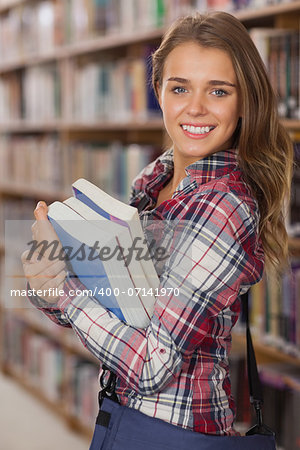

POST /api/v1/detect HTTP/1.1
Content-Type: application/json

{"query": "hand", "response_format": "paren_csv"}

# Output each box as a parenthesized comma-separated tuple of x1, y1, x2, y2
(21, 201, 67, 303)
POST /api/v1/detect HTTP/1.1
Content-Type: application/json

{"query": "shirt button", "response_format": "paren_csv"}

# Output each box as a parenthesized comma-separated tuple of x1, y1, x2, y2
(159, 348, 166, 354)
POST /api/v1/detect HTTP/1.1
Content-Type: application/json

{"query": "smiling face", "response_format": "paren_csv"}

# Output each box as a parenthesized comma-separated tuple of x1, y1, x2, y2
(157, 41, 241, 166)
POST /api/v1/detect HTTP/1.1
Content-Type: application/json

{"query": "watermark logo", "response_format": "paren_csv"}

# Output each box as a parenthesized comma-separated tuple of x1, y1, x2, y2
(25, 236, 169, 267)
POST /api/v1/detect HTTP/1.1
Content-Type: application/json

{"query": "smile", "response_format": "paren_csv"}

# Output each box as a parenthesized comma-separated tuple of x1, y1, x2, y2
(181, 124, 215, 136)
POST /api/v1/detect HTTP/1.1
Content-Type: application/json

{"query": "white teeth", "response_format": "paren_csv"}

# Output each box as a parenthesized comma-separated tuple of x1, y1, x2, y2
(182, 125, 213, 134)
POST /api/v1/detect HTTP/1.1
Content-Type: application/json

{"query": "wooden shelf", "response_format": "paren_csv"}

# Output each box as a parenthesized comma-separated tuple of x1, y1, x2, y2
(0, 181, 68, 201)
(4, 308, 98, 364)
(0, 0, 299, 24)
(61, 118, 163, 131)
(0, 117, 297, 134)
(1, 363, 92, 440)
(281, 119, 300, 130)
(0, 118, 163, 133)
(0, 0, 26, 13)
(67, 416, 93, 440)
(2, 362, 66, 411)
(289, 237, 300, 254)
(234, 0, 300, 22)
(0, 120, 64, 133)
(232, 332, 300, 367)
(0, 28, 164, 74)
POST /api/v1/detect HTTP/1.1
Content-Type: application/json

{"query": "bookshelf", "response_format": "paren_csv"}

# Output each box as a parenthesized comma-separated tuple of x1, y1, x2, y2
(236, 0, 300, 23)
(0, 0, 299, 444)
(1, 310, 98, 439)
(232, 333, 300, 367)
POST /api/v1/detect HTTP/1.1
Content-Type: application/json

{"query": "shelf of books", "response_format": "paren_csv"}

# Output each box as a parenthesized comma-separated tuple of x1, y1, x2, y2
(0, 0, 299, 444)
(1, 309, 99, 439)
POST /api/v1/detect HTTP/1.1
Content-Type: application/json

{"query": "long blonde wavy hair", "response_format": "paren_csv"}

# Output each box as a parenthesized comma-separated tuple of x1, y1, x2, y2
(152, 11, 294, 270)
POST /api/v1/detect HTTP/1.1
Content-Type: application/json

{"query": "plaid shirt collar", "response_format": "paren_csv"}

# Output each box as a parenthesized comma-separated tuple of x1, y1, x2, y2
(146, 148, 239, 201)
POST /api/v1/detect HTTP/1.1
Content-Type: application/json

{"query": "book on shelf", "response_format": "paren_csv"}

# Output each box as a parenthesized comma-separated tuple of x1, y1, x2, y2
(3, 312, 98, 425)
(229, 352, 251, 426)
(288, 141, 300, 237)
(250, 27, 300, 120)
(47, 178, 159, 329)
(67, 356, 99, 426)
(246, 259, 300, 355)
(3, 313, 64, 403)
(0, 136, 156, 201)
(71, 52, 161, 123)
(258, 363, 300, 449)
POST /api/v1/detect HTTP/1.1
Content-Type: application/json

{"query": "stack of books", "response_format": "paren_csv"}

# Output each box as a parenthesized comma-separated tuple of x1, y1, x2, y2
(48, 178, 159, 328)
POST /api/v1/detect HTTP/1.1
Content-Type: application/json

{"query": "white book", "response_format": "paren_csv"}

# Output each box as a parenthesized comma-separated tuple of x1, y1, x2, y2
(72, 178, 159, 291)
(64, 196, 155, 312)
(48, 200, 155, 328)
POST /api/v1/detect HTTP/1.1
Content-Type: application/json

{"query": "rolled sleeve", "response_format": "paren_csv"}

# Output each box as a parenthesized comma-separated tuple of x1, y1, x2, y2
(27, 282, 71, 327)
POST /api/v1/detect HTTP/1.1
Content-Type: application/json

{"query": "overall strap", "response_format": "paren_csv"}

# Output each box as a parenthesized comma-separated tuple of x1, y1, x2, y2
(98, 365, 119, 407)
(241, 292, 274, 437)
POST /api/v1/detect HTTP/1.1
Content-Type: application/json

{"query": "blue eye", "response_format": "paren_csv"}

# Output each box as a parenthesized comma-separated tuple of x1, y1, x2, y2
(172, 86, 187, 94)
(212, 89, 228, 97)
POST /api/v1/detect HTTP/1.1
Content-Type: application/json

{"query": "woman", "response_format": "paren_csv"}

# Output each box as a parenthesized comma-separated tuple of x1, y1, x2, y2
(22, 11, 293, 448)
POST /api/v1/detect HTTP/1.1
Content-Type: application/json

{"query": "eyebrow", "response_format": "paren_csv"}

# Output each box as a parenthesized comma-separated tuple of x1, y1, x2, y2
(166, 77, 236, 87)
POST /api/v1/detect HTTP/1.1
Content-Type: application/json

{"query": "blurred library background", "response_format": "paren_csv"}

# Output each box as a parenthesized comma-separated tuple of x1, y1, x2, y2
(0, 0, 299, 449)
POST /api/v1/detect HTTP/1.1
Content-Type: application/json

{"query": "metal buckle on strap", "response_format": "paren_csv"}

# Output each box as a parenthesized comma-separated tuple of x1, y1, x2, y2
(100, 367, 117, 396)
(98, 365, 119, 407)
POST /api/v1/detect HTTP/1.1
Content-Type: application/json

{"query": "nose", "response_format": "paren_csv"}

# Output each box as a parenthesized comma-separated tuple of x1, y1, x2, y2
(187, 91, 208, 117)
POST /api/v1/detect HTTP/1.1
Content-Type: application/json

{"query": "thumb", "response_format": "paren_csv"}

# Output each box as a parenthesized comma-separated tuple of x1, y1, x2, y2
(34, 201, 48, 221)
(32, 201, 60, 251)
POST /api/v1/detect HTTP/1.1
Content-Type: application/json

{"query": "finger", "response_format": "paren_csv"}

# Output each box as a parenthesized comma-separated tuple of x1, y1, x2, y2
(37, 270, 67, 292)
(34, 201, 48, 221)
(31, 220, 37, 233)
(31, 204, 62, 259)
(31, 272, 67, 304)
(21, 249, 33, 264)
(31, 217, 53, 241)
(25, 269, 67, 294)
(21, 248, 42, 264)
(23, 257, 66, 279)
(37, 259, 67, 279)
(32, 202, 51, 241)
(22, 248, 65, 274)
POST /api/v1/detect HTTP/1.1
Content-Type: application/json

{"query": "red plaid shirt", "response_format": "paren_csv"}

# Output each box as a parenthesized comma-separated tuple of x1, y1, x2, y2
(30, 149, 264, 435)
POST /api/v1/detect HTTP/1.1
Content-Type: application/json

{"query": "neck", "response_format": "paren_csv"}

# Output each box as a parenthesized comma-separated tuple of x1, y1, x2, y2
(170, 150, 197, 190)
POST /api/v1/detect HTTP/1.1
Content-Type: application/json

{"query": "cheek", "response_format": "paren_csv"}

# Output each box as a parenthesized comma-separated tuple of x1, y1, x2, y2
(218, 103, 240, 127)
(166, 104, 182, 118)
(161, 95, 185, 118)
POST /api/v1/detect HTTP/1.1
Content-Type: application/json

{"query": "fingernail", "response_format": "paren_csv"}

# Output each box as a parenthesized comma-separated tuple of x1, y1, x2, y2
(36, 201, 43, 209)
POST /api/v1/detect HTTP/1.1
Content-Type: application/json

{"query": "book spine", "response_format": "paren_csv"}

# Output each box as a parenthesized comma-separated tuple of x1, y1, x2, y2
(250, 28, 300, 119)
(3, 313, 99, 426)
(0, 135, 64, 190)
(248, 261, 300, 355)
(70, 53, 160, 122)
(0, 134, 157, 200)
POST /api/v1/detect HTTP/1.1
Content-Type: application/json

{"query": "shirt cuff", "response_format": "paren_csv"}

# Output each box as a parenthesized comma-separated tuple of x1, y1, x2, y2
(57, 274, 88, 314)
(27, 282, 60, 310)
